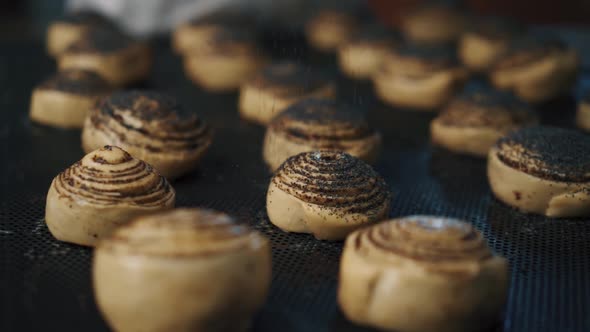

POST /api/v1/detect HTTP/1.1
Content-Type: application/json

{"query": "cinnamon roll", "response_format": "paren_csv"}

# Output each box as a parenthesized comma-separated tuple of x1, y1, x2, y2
(490, 37, 579, 102)
(488, 126, 590, 217)
(46, 11, 116, 57)
(576, 92, 590, 131)
(266, 151, 391, 240)
(183, 29, 266, 91)
(263, 98, 381, 170)
(29, 69, 112, 128)
(401, 3, 468, 44)
(94, 208, 271, 332)
(238, 62, 335, 125)
(82, 90, 213, 179)
(58, 28, 152, 86)
(304, 9, 358, 52)
(172, 12, 255, 55)
(431, 87, 538, 157)
(339, 216, 508, 332)
(338, 25, 398, 79)
(459, 17, 523, 72)
(374, 43, 468, 110)
(45, 146, 175, 246)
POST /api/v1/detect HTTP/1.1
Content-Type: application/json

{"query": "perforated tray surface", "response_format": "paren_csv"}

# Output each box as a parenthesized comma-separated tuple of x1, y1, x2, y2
(1, 32, 590, 332)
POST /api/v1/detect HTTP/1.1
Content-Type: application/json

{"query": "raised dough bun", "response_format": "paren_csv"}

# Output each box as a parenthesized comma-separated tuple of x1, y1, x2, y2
(45, 145, 175, 246)
(94, 208, 271, 332)
(339, 216, 508, 332)
(488, 126, 590, 217)
(267, 150, 391, 240)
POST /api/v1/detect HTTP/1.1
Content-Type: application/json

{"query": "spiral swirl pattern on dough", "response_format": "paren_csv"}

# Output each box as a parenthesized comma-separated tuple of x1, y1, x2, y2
(272, 151, 390, 216)
(269, 99, 379, 150)
(53, 145, 174, 207)
(350, 216, 492, 268)
(88, 90, 212, 154)
(102, 208, 267, 256)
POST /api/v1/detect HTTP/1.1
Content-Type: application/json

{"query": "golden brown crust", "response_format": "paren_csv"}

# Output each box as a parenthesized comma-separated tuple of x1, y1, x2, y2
(382, 43, 460, 76)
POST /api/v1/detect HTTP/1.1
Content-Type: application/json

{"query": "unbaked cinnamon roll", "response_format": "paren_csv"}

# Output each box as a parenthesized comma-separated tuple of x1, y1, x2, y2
(263, 98, 381, 170)
(238, 62, 335, 125)
(58, 28, 152, 86)
(488, 126, 590, 218)
(431, 87, 538, 157)
(46, 11, 116, 57)
(577, 92, 590, 131)
(401, 3, 468, 44)
(459, 17, 523, 72)
(490, 37, 579, 102)
(29, 69, 112, 128)
(94, 208, 271, 332)
(374, 43, 468, 110)
(339, 216, 508, 332)
(183, 29, 266, 91)
(266, 151, 391, 240)
(304, 9, 358, 52)
(82, 90, 213, 179)
(45, 146, 175, 246)
(337, 25, 398, 79)
(172, 12, 255, 55)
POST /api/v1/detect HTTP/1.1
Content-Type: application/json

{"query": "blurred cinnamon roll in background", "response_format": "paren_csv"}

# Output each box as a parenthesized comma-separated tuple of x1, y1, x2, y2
(459, 17, 524, 72)
(45, 146, 175, 246)
(94, 208, 271, 332)
(576, 91, 590, 131)
(338, 24, 398, 79)
(58, 27, 152, 86)
(183, 29, 267, 91)
(46, 11, 116, 57)
(239, 62, 335, 125)
(266, 151, 391, 240)
(489, 37, 579, 102)
(339, 216, 508, 332)
(82, 90, 213, 179)
(431, 86, 538, 157)
(401, 2, 469, 44)
(374, 43, 468, 110)
(29, 69, 112, 128)
(304, 8, 359, 52)
(263, 98, 381, 170)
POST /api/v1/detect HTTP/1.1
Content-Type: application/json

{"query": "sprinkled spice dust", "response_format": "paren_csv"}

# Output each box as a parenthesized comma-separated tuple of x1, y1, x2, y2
(496, 126, 590, 182)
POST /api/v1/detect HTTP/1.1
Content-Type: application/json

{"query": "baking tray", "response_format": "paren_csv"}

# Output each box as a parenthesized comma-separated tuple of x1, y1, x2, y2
(1, 30, 590, 332)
